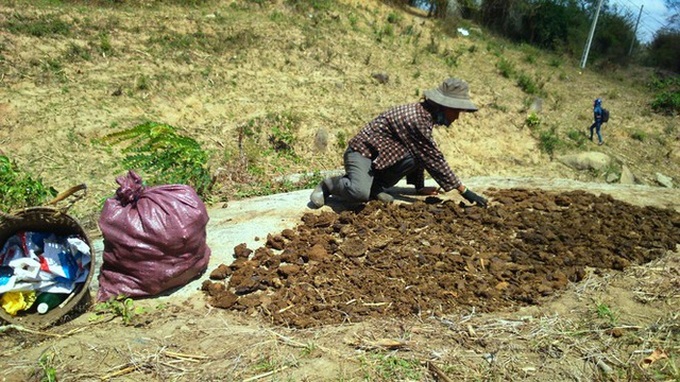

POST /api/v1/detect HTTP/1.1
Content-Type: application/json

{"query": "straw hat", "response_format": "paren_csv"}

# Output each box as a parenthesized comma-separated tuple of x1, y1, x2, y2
(424, 78, 478, 112)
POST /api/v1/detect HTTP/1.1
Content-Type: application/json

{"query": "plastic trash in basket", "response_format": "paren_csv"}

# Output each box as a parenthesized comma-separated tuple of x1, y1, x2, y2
(0, 184, 95, 329)
(0, 232, 92, 296)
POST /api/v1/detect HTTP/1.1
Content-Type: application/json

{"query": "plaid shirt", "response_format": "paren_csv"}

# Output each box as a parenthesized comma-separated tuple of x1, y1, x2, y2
(348, 102, 462, 192)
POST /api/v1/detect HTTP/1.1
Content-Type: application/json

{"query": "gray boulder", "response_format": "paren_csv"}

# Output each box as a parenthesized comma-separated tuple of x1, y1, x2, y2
(557, 152, 611, 172)
(655, 172, 674, 188)
(619, 165, 636, 184)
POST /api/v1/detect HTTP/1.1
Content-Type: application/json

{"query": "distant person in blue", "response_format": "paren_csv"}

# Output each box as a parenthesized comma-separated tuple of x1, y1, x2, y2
(589, 98, 604, 146)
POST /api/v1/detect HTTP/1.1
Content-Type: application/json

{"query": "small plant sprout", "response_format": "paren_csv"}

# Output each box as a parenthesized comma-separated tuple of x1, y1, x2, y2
(94, 295, 139, 325)
(525, 113, 541, 129)
(595, 302, 618, 324)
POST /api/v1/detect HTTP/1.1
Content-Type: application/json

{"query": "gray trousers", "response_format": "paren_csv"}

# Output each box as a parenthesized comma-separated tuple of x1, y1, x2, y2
(333, 149, 417, 202)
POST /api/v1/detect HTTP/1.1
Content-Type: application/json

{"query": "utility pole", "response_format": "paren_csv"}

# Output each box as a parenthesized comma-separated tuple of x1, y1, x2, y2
(629, 4, 644, 56)
(580, 0, 605, 69)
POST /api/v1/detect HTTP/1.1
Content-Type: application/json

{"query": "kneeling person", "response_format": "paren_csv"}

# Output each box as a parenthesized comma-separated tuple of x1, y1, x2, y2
(310, 77, 487, 208)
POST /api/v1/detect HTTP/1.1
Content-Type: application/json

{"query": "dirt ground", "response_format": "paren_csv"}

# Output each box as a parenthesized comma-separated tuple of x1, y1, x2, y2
(0, 186, 679, 381)
(201, 189, 679, 330)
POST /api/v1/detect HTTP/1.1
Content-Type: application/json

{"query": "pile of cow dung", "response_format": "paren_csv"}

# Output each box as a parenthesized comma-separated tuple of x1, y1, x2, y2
(202, 189, 680, 328)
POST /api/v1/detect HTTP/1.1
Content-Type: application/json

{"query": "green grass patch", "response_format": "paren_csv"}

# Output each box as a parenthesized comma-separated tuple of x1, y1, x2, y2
(35, 351, 57, 382)
(336, 130, 348, 149)
(65, 42, 91, 61)
(239, 111, 302, 159)
(4, 13, 71, 37)
(566, 128, 588, 147)
(497, 58, 515, 78)
(0, 155, 57, 212)
(348, 12, 359, 30)
(517, 72, 539, 95)
(386, 11, 402, 24)
(147, 28, 260, 60)
(594, 302, 618, 325)
(425, 36, 440, 55)
(441, 47, 466, 68)
(548, 57, 562, 67)
(285, 0, 333, 12)
(98, 33, 113, 56)
(92, 295, 141, 325)
(212, 111, 314, 200)
(361, 353, 423, 381)
(537, 125, 562, 158)
(631, 130, 647, 142)
(525, 113, 541, 130)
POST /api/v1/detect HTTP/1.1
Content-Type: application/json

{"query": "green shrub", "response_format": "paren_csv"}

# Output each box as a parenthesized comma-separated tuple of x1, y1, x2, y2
(549, 57, 562, 67)
(336, 130, 347, 148)
(517, 72, 538, 95)
(566, 128, 587, 147)
(443, 49, 463, 67)
(65, 42, 91, 61)
(99, 122, 213, 197)
(98, 33, 113, 56)
(651, 89, 680, 115)
(525, 113, 541, 129)
(496, 57, 515, 78)
(649, 76, 680, 115)
(538, 126, 561, 157)
(0, 155, 57, 212)
(387, 12, 402, 24)
(631, 130, 647, 142)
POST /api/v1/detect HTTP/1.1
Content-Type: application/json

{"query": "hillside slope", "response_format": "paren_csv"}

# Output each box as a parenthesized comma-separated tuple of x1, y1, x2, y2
(0, 0, 677, 231)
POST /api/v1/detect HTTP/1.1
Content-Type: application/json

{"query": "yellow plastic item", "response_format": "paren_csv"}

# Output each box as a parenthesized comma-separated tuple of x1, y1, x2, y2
(1, 290, 37, 316)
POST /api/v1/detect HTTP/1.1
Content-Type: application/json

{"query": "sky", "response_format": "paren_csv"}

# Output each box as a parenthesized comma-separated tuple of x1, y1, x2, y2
(610, 0, 670, 43)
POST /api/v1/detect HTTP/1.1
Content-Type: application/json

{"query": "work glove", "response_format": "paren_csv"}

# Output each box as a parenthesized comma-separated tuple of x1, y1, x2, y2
(461, 188, 488, 208)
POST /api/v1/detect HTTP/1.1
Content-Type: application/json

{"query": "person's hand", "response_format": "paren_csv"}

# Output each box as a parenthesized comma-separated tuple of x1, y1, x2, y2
(417, 186, 440, 196)
(461, 188, 488, 208)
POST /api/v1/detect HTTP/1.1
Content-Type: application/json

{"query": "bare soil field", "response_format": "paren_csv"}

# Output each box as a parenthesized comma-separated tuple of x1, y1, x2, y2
(0, 0, 679, 381)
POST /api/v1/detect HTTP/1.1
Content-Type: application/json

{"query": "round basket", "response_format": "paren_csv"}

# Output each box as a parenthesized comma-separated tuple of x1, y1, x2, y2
(0, 186, 94, 329)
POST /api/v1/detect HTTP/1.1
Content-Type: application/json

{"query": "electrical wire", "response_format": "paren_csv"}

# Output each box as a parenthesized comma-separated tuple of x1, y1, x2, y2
(608, 0, 670, 41)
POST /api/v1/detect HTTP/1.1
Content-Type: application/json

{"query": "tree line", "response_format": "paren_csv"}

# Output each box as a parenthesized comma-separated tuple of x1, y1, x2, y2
(405, 0, 679, 74)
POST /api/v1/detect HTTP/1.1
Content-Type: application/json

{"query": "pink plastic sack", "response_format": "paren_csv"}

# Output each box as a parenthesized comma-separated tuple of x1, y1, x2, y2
(97, 171, 211, 301)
